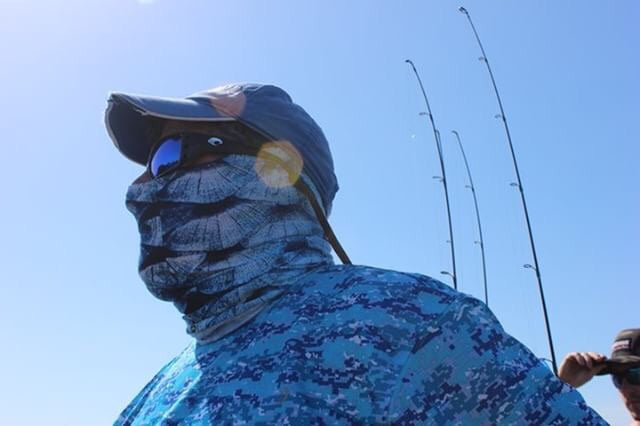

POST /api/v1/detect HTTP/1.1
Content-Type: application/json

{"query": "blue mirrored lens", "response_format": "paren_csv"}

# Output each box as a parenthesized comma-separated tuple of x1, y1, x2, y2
(628, 367, 640, 385)
(151, 137, 182, 177)
(613, 367, 640, 388)
(613, 374, 622, 388)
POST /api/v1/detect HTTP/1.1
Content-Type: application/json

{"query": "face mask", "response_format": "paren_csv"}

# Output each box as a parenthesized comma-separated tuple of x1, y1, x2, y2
(125, 155, 332, 342)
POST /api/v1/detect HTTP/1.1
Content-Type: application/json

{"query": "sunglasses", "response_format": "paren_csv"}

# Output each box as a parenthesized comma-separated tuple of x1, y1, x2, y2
(147, 124, 263, 178)
(612, 367, 640, 388)
(144, 123, 352, 265)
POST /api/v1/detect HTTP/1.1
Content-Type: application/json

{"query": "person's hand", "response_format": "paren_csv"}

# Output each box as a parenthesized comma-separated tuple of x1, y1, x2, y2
(558, 352, 607, 388)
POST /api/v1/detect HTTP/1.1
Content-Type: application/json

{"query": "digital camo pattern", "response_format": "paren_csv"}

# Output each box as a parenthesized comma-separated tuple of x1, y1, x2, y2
(115, 264, 606, 425)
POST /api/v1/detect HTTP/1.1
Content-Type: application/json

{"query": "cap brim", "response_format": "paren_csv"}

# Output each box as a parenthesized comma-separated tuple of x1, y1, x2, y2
(105, 92, 235, 165)
(596, 357, 640, 375)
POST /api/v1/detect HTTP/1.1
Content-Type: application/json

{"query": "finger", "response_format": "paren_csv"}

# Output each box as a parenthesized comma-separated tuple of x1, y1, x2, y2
(578, 352, 594, 369)
(584, 353, 594, 370)
(578, 352, 597, 369)
(565, 352, 581, 363)
(574, 352, 588, 368)
(593, 363, 607, 374)
(587, 352, 606, 363)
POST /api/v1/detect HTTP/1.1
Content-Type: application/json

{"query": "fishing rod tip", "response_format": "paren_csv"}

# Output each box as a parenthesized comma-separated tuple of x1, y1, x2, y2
(458, 6, 468, 13)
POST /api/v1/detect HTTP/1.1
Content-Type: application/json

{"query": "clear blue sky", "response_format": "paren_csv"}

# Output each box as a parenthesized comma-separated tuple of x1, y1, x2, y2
(1, 0, 637, 424)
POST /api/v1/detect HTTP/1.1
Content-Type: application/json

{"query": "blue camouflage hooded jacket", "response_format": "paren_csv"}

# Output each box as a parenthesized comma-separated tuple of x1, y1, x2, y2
(115, 264, 606, 425)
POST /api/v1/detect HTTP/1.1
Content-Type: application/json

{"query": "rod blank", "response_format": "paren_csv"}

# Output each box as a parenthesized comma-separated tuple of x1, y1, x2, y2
(451, 130, 488, 306)
(405, 59, 458, 290)
(458, 6, 558, 375)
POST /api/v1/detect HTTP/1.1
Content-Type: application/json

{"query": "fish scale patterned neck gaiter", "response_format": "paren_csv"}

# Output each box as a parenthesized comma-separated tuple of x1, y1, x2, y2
(125, 154, 333, 343)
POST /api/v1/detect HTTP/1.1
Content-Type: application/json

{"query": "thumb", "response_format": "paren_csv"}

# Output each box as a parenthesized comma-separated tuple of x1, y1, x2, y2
(592, 363, 607, 374)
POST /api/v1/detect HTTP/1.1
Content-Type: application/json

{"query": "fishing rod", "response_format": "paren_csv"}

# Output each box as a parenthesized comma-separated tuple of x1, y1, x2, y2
(405, 59, 458, 290)
(451, 130, 488, 306)
(458, 6, 558, 375)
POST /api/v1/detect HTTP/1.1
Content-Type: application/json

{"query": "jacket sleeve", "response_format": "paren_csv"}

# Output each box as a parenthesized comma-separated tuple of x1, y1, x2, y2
(387, 296, 607, 425)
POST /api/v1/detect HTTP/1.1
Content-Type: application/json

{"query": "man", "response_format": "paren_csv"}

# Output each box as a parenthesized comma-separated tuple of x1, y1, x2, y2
(105, 83, 605, 424)
(559, 329, 640, 425)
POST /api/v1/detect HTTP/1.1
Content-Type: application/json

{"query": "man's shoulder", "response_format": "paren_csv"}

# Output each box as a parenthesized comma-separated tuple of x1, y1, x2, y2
(213, 263, 472, 372)
(301, 263, 459, 304)
(274, 264, 463, 334)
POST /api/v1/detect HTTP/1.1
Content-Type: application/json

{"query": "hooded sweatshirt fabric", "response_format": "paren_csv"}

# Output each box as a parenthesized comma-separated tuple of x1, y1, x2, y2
(115, 154, 605, 425)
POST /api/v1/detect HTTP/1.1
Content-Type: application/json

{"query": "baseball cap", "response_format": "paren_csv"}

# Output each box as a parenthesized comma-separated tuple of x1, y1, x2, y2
(597, 328, 640, 375)
(104, 83, 338, 214)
